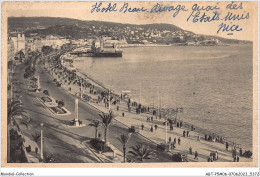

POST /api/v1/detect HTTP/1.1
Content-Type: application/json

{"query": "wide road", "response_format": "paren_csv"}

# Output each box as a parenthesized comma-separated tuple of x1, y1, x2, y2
(14, 59, 174, 163)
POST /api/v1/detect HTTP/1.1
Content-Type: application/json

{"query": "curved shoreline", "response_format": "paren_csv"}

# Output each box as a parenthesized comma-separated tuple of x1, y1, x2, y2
(60, 50, 251, 152)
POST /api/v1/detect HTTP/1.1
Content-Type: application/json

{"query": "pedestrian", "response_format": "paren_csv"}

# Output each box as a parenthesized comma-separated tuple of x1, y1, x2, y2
(154, 124, 158, 130)
(28, 145, 31, 153)
(180, 121, 183, 127)
(210, 155, 213, 162)
(169, 137, 172, 143)
(216, 151, 219, 160)
(150, 126, 153, 132)
(233, 156, 236, 162)
(197, 134, 200, 141)
(226, 142, 229, 150)
(141, 124, 144, 130)
(183, 130, 186, 137)
(117, 106, 119, 111)
(187, 130, 189, 137)
(178, 137, 181, 145)
(213, 152, 216, 161)
(205, 134, 208, 141)
(236, 156, 240, 162)
(189, 147, 192, 155)
(208, 156, 211, 162)
(194, 151, 198, 160)
(177, 122, 179, 127)
(239, 148, 243, 156)
(171, 142, 175, 150)
(232, 148, 237, 158)
(35, 147, 38, 154)
(174, 137, 176, 144)
(151, 116, 153, 123)
(170, 124, 173, 131)
(122, 112, 124, 117)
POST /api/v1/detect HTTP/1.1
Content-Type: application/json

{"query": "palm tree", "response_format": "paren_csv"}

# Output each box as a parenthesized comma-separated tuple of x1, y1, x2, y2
(7, 100, 29, 162)
(118, 134, 130, 163)
(128, 145, 155, 163)
(88, 120, 101, 138)
(99, 112, 114, 144)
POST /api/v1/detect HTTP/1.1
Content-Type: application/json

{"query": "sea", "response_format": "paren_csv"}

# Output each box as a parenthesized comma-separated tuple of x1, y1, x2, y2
(73, 44, 253, 150)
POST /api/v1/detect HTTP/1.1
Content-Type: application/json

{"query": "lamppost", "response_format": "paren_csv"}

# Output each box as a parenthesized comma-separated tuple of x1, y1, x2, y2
(165, 116, 168, 144)
(40, 123, 44, 161)
(108, 89, 111, 111)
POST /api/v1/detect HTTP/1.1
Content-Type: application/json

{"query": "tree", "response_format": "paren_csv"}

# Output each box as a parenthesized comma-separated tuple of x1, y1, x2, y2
(118, 134, 130, 163)
(89, 120, 101, 139)
(99, 112, 114, 144)
(42, 46, 53, 56)
(43, 90, 49, 96)
(127, 145, 155, 163)
(7, 100, 29, 162)
(58, 101, 65, 108)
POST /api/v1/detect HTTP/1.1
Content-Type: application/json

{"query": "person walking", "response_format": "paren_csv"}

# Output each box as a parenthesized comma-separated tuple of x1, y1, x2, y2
(171, 142, 175, 150)
(226, 142, 229, 150)
(216, 151, 219, 160)
(28, 145, 31, 153)
(141, 124, 144, 130)
(150, 126, 153, 132)
(197, 134, 200, 141)
(213, 152, 216, 161)
(154, 124, 158, 130)
(168, 137, 172, 143)
(178, 137, 181, 145)
(180, 121, 183, 128)
(236, 156, 240, 162)
(233, 156, 237, 162)
(170, 124, 173, 131)
(35, 147, 38, 154)
(189, 147, 192, 155)
(122, 112, 124, 117)
(239, 148, 243, 156)
(194, 151, 198, 160)
(183, 130, 186, 137)
(174, 137, 176, 144)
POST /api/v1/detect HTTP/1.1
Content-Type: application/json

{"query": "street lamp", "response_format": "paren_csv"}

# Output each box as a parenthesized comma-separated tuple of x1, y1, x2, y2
(40, 123, 44, 161)
(165, 116, 168, 143)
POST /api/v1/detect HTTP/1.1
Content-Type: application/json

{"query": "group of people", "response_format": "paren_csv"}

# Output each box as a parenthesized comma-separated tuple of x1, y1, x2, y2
(182, 130, 190, 137)
(167, 137, 182, 150)
(207, 151, 219, 162)
(26, 145, 38, 154)
(189, 147, 199, 160)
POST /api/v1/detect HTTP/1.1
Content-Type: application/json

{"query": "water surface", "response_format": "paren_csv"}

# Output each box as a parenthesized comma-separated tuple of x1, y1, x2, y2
(74, 44, 253, 150)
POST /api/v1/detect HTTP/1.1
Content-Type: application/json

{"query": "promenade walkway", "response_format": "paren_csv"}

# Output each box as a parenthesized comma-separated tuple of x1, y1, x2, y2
(46, 55, 252, 163)
(86, 99, 252, 162)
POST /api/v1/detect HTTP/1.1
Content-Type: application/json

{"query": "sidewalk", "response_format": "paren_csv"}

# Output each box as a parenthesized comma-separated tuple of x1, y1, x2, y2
(47, 60, 252, 163)
(18, 131, 40, 163)
(84, 95, 252, 162)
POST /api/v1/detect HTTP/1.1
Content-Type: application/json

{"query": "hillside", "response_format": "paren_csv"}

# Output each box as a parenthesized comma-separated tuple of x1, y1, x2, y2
(8, 17, 251, 44)
(8, 17, 182, 32)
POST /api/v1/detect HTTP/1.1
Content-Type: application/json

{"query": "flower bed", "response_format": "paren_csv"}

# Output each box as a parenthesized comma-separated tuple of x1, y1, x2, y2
(90, 138, 113, 153)
(49, 106, 67, 114)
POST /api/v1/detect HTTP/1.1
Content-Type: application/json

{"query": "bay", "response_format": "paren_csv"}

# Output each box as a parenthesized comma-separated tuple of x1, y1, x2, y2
(73, 44, 253, 150)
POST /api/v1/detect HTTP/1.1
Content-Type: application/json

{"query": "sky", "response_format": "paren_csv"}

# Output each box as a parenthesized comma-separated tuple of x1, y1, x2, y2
(4, 1, 257, 41)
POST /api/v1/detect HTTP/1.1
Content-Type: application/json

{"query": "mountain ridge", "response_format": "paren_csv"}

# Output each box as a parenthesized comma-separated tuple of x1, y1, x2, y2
(8, 17, 251, 44)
